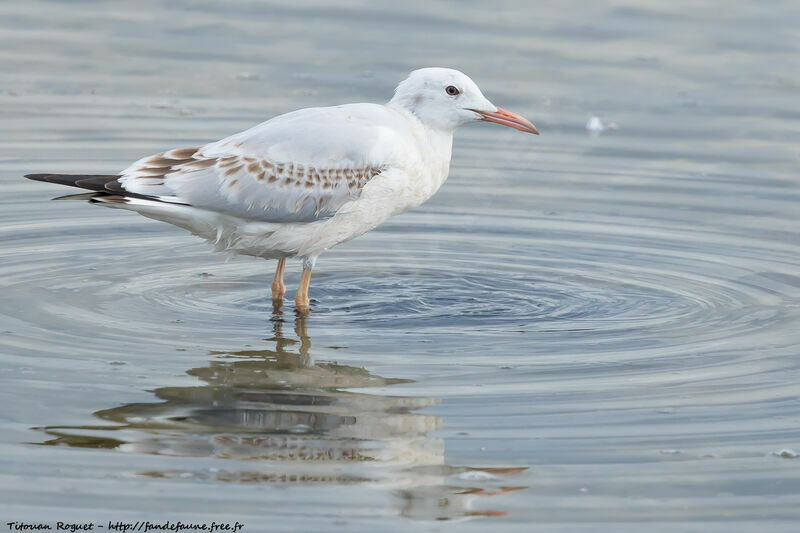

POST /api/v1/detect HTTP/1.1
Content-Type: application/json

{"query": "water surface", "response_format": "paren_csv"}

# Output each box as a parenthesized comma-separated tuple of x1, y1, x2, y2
(2, 1, 800, 531)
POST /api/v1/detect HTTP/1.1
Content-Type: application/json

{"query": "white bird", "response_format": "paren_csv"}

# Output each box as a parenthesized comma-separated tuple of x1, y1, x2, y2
(26, 67, 538, 313)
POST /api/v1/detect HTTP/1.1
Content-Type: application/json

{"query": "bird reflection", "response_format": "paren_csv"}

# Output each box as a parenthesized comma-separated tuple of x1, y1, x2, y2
(38, 314, 526, 520)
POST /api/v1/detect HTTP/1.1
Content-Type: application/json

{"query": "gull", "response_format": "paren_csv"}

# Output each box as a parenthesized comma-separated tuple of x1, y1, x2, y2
(25, 67, 538, 313)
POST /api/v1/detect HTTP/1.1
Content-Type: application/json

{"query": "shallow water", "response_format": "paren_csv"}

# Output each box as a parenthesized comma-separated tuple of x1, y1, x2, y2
(2, 0, 800, 530)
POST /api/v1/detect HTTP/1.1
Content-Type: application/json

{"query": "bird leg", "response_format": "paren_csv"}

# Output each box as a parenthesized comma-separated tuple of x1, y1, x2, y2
(295, 267, 312, 314)
(271, 258, 287, 301)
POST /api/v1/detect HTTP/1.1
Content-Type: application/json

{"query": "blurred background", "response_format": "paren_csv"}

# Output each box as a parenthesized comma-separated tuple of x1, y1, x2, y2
(2, 1, 800, 531)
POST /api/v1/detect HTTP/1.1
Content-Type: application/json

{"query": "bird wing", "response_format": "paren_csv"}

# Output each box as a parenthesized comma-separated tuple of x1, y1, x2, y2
(118, 103, 409, 222)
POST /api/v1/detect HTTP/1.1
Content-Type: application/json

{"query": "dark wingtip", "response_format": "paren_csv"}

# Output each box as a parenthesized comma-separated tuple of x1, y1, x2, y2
(26, 173, 178, 205)
(25, 173, 52, 181)
(23, 173, 121, 191)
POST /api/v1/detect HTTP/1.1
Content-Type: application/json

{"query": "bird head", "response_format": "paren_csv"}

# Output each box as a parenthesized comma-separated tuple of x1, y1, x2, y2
(389, 67, 538, 135)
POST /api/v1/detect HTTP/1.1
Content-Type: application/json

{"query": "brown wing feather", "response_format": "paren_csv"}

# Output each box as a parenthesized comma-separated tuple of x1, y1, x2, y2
(119, 146, 384, 221)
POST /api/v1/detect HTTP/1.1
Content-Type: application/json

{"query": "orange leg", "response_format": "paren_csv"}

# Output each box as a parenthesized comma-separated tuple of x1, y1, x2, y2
(295, 267, 312, 314)
(271, 258, 286, 301)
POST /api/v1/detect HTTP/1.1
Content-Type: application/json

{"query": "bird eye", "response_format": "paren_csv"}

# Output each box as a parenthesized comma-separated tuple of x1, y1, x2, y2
(445, 85, 460, 96)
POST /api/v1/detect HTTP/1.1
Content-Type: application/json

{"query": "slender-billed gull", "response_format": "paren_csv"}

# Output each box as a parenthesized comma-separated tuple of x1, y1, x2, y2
(26, 67, 538, 313)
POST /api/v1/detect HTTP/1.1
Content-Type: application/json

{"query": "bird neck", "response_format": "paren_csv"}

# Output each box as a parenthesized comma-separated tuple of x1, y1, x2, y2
(387, 103, 453, 160)
(423, 126, 453, 164)
(387, 100, 457, 135)
(412, 115, 454, 191)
